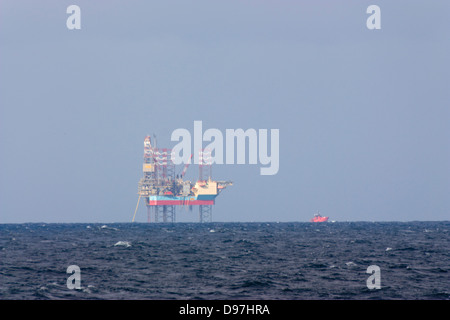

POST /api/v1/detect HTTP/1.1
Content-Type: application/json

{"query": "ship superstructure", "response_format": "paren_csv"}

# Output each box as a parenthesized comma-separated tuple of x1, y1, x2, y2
(132, 135, 232, 222)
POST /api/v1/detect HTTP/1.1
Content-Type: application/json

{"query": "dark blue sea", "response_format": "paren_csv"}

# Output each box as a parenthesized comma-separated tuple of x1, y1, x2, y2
(1, 222, 449, 300)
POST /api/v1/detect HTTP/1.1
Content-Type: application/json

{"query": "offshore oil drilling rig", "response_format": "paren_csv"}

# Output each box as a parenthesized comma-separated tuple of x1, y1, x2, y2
(132, 135, 232, 223)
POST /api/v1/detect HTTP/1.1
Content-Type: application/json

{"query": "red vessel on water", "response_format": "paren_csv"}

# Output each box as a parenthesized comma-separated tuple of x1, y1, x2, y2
(310, 212, 329, 222)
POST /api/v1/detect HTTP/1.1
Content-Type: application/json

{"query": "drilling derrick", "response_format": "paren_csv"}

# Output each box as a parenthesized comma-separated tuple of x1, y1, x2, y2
(133, 136, 232, 223)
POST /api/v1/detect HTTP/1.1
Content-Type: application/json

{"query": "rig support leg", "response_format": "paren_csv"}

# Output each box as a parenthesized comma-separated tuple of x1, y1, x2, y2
(147, 205, 152, 223)
(131, 194, 141, 222)
(199, 205, 212, 223)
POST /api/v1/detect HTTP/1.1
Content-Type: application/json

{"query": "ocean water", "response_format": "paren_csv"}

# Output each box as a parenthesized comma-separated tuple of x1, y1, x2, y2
(0, 222, 449, 300)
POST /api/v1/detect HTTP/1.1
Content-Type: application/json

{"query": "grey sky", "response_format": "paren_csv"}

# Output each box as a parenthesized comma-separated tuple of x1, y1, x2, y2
(1, 1, 449, 222)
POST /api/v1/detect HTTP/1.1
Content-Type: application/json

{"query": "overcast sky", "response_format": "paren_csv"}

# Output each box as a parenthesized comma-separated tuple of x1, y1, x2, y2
(1, 0, 449, 222)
